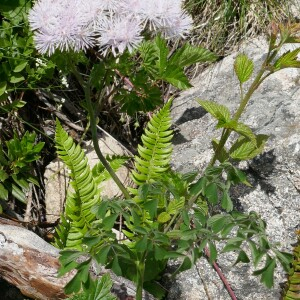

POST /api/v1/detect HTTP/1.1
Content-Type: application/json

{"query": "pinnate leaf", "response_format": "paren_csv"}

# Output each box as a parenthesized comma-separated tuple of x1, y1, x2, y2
(131, 99, 173, 187)
(139, 41, 158, 74)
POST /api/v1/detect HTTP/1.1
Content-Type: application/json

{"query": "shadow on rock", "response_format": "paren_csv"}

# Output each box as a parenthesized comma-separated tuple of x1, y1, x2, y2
(230, 150, 277, 206)
(175, 106, 207, 126)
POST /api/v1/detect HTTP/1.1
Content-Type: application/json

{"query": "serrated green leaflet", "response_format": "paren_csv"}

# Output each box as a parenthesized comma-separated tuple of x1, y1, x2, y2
(207, 214, 231, 233)
(234, 54, 254, 83)
(162, 65, 192, 90)
(221, 191, 233, 212)
(273, 48, 300, 70)
(230, 138, 257, 160)
(0, 183, 8, 200)
(209, 242, 217, 263)
(234, 250, 250, 264)
(197, 100, 231, 123)
(169, 43, 217, 67)
(153, 35, 168, 75)
(220, 120, 256, 142)
(204, 182, 218, 204)
(253, 256, 276, 288)
(230, 134, 268, 160)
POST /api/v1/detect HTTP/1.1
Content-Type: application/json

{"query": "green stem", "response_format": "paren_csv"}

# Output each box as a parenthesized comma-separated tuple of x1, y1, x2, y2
(135, 255, 146, 300)
(209, 65, 267, 166)
(164, 211, 180, 233)
(71, 67, 131, 199)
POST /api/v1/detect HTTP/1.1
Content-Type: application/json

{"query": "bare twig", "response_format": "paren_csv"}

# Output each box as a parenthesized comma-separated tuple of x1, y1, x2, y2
(24, 183, 33, 223)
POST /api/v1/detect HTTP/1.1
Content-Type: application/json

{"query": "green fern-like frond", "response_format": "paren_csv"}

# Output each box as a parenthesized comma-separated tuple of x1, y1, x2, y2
(283, 233, 300, 300)
(54, 120, 100, 250)
(131, 99, 173, 188)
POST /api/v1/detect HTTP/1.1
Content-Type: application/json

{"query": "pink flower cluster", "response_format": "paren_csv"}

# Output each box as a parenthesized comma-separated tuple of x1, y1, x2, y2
(28, 0, 193, 56)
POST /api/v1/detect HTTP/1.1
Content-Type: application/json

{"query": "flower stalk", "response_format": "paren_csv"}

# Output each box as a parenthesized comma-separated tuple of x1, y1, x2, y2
(71, 66, 131, 199)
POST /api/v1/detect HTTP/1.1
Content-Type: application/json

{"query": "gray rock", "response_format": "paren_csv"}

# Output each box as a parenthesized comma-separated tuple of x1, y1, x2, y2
(168, 37, 300, 299)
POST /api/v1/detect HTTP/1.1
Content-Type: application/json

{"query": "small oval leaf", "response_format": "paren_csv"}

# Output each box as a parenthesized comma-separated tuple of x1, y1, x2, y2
(13, 61, 28, 73)
(157, 212, 171, 223)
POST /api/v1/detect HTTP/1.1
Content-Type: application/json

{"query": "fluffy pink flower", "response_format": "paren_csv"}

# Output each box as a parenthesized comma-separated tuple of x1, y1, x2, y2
(82, 0, 121, 26)
(118, 0, 148, 17)
(118, 0, 193, 39)
(159, 12, 193, 38)
(28, 0, 193, 56)
(29, 0, 95, 55)
(96, 15, 143, 56)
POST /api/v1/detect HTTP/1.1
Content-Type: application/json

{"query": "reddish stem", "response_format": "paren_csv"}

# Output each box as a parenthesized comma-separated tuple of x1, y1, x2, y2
(205, 247, 238, 300)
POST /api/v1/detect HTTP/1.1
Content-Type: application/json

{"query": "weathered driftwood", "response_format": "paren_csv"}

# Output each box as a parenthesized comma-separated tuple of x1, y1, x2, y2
(0, 218, 155, 300)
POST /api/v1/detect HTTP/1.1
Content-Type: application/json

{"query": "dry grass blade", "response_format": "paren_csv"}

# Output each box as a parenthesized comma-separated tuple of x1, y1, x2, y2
(184, 0, 294, 56)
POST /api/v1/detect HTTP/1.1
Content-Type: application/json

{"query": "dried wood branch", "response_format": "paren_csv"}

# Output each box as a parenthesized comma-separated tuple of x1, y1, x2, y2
(0, 220, 155, 300)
